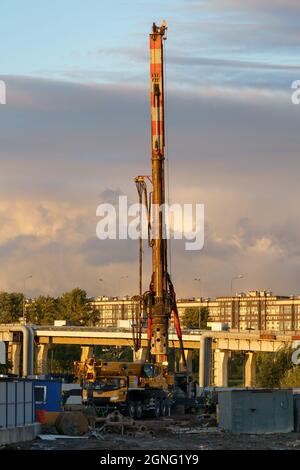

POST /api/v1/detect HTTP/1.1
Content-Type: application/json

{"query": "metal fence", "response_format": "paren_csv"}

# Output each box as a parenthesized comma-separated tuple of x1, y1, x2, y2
(0, 379, 35, 428)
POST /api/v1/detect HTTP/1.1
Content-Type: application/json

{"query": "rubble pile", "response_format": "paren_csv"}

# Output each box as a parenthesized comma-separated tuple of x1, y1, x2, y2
(96, 410, 154, 438)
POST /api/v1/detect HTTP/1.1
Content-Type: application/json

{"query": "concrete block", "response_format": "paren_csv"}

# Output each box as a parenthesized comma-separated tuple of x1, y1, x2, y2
(0, 423, 41, 446)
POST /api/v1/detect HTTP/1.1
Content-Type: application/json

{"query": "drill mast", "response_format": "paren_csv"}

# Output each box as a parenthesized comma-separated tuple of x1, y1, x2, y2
(133, 21, 186, 371)
(149, 21, 168, 365)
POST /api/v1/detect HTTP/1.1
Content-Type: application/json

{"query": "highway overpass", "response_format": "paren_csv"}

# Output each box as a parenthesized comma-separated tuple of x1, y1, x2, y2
(1, 324, 300, 387)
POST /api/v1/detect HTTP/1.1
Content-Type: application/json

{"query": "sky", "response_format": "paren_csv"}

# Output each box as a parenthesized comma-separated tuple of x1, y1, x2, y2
(1, 0, 300, 299)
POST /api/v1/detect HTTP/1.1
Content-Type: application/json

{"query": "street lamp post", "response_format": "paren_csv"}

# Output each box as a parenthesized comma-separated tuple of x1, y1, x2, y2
(119, 275, 129, 299)
(118, 276, 129, 324)
(231, 274, 244, 331)
(22, 275, 33, 324)
(231, 274, 243, 297)
(194, 278, 202, 329)
(98, 278, 105, 297)
(194, 278, 202, 299)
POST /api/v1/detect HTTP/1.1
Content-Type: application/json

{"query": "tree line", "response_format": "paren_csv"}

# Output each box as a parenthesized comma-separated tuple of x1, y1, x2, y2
(2, 292, 300, 385)
(182, 306, 210, 329)
(256, 346, 300, 388)
(0, 293, 210, 328)
(0, 288, 98, 326)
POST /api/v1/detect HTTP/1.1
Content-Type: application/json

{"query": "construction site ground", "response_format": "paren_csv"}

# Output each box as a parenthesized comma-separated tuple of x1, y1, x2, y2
(3, 414, 300, 451)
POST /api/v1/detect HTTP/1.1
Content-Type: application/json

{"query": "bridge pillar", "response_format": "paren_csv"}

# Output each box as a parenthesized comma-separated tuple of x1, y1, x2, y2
(37, 344, 49, 374)
(10, 342, 22, 376)
(0, 341, 6, 364)
(133, 347, 147, 362)
(245, 352, 257, 387)
(199, 336, 212, 387)
(80, 346, 94, 362)
(213, 350, 229, 387)
(180, 350, 193, 372)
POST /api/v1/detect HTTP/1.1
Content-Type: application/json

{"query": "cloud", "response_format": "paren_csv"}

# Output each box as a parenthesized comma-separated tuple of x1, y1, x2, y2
(0, 75, 300, 298)
(186, 0, 300, 12)
(11, 0, 298, 93)
(168, 56, 300, 72)
(215, 0, 300, 10)
(170, 0, 300, 93)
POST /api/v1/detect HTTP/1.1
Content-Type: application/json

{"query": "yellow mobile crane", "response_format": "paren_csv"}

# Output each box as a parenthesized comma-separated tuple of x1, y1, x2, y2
(75, 359, 173, 418)
(76, 21, 197, 418)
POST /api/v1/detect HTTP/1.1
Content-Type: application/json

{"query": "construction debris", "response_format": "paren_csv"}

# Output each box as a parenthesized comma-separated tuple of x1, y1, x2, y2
(168, 426, 221, 435)
(38, 434, 89, 441)
(96, 410, 154, 438)
(197, 413, 218, 428)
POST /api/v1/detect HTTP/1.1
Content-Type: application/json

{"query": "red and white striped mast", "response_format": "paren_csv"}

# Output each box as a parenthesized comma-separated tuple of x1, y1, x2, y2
(149, 21, 169, 366)
(134, 21, 186, 371)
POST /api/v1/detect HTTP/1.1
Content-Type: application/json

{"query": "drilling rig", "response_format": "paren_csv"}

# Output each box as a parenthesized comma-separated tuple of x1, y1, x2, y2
(76, 21, 197, 419)
(133, 20, 187, 373)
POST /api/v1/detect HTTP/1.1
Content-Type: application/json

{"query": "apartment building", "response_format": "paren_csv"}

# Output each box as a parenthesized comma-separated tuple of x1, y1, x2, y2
(90, 291, 300, 332)
(90, 296, 139, 328)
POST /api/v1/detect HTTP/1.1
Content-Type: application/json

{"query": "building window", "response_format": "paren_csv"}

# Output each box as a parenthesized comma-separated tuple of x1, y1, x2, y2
(34, 385, 47, 405)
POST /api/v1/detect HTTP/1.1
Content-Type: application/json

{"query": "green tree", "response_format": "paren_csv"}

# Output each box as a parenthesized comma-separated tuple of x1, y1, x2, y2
(256, 346, 293, 388)
(182, 306, 210, 329)
(228, 353, 245, 387)
(0, 292, 23, 323)
(280, 366, 300, 388)
(58, 288, 93, 325)
(0, 360, 13, 374)
(48, 345, 81, 374)
(94, 346, 133, 361)
(27, 295, 59, 325)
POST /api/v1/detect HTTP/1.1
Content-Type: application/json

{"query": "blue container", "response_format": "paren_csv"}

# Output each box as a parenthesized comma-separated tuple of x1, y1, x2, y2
(33, 379, 62, 413)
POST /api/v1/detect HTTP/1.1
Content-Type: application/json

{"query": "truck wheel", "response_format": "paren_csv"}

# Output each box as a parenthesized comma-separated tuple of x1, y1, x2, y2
(154, 400, 161, 418)
(135, 402, 143, 420)
(127, 401, 136, 419)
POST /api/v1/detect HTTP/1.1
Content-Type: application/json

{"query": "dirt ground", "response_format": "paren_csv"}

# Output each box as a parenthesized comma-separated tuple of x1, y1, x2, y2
(3, 415, 300, 451)
(8, 432, 300, 451)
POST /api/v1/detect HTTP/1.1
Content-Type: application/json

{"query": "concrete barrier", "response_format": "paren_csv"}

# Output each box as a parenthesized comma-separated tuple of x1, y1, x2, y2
(0, 377, 40, 446)
(0, 423, 41, 446)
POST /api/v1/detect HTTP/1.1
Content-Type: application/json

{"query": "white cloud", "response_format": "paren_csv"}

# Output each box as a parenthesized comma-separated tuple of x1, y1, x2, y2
(1, 76, 300, 298)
